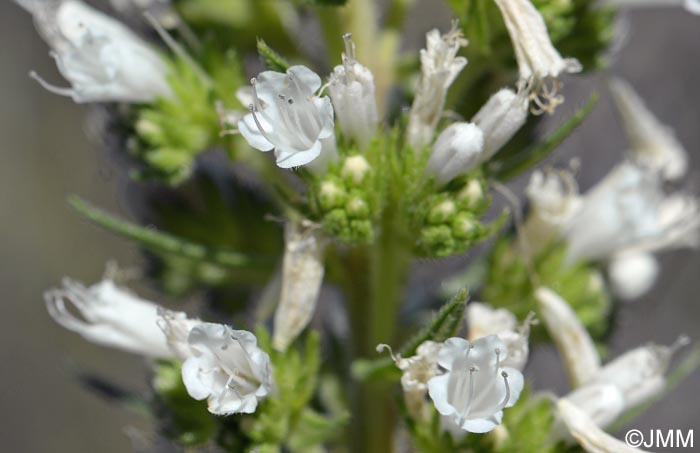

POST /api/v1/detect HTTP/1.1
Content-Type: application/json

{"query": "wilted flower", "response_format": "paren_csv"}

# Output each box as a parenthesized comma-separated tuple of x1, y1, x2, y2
(45, 278, 176, 359)
(427, 336, 524, 433)
(493, 0, 582, 114)
(407, 23, 468, 149)
(564, 162, 700, 262)
(272, 221, 327, 352)
(535, 287, 601, 388)
(17, 0, 172, 103)
(182, 323, 272, 415)
(425, 122, 484, 185)
(472, 88, 529, 161)
(610, 78, 688, 181)
(328, 34, 379, 148)
(238, 65, 337, 170)
(467, 302, 534, 371)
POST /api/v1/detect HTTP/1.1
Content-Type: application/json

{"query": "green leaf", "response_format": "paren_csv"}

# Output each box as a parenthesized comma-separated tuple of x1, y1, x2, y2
(351, 289, 469, 381)
(257, 38, 290, 72)
(69, 196, 257, 269)
(287, 409, 349, 451)
(487, 93, 599, 181)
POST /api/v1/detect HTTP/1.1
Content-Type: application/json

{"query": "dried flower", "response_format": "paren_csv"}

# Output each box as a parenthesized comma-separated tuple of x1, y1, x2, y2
(407, 23, 468, 149)
(427, 336, 524, 433)
(425, 122, 484, 185)
(328, 34, 379, 148)
(45, 278, 176, 359)
(17, 0, 172, 103)
(493, 0, 582, 114)
(272, 221, 327, 351)
(238, 65, 337, 169)
(157, 308, 200, 360)
(182, 323, 272, 415)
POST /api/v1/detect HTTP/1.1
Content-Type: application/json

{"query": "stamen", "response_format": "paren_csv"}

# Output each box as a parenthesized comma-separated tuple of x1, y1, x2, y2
(377, 343, 400, 363)
(495, 371, 511, 411)
(458, 365, 478, 421)
(495, 348, 501, 370)
(29, 71, 75, 98)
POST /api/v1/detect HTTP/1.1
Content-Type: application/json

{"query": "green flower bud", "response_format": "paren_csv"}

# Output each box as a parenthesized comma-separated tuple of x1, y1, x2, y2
(452, 212, 479, 240)
(457, 179, 485, 209)
(428, 200, 457, 224)
(420, 225, 455, 257)
(347, 196, 370, 218)
(319, 180, 347, 210)
(341, 155, 372, 186)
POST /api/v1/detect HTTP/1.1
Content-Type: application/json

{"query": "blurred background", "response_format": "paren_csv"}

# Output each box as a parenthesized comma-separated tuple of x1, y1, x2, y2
(1, 1, 698, 451)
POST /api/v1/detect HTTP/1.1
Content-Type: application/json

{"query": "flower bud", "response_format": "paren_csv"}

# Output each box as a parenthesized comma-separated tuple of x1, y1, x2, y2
(535, 287, 601, 388)
(273, 221, 327, 351)
(607, 251, 659, 300)
(329, 35, 379, 148)
(457, 179, 485, 209)
(426, 122, 484, 185)
(429, 200, 457, 224)
(472, 89, 529, 162)
(341, 155, 371, 186)
(319, 180, 347, 210)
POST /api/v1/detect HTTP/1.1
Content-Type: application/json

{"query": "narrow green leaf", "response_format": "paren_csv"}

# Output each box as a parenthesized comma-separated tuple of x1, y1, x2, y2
(69, 196, 256, 269)
(257, 38, 290, 72)
(487, 93, 599, 181)
(351, 289, 469, 381)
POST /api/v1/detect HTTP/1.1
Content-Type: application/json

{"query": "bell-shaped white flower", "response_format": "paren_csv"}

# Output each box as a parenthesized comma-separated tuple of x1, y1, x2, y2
(17, 0, 172, 103)
(328, 34, 379, 148)
(564, 162, 700, 262)
(157, 308, 200, 360)
(182, 323, 272, 415)
(523, 168, 582, 253)
(493, 0, 582, 114)
(535, 287, 601, 388)
(472, 88, 529, 161)
(272, 221, 327, 352)
(607, 251, 659, 300)
(467, 302, 534, 371)
(238, 65, 337, 170)
(610, 78, 688, 181)
(598, 0, 700, 15)
(407, 23, 468, 149)
(425, 122, 484, 185)
(587, 336, 689, 411)
(45, 278, 177, 359)
(427, 335, 524, 433)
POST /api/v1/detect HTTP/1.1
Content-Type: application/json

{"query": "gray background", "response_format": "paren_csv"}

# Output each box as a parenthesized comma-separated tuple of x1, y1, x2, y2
(1, 1, 698, 451)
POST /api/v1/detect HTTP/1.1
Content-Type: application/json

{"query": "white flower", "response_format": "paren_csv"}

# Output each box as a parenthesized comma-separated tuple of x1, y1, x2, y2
(523, 168, 582, 253)
(535, 287, 601, 388)
(425, 122, 484, 185)
(607, 251, 659, 300)
(586, 336, 689, 411)
(493, 0, 582, 114)
(472, 88, 529, 162)
(18, 0, 172, 103)
(157, 308, 200, 360)
(182, 323, 272, 415)
(466, 302, 534, 371)
(272, 221, 327, 352)
(407, 23, 468, 149)
(397, 341, 442, 394)
(563, 384, 626, 431)
(328, 34, 379, 148)
(564, 162, 700, 262)
(238, 65, 337, 170)
(427, 336, 524, 433)
(45, 278, 176, 359)
(610, 78, 688, 181)
(598, 0, 700, 15)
